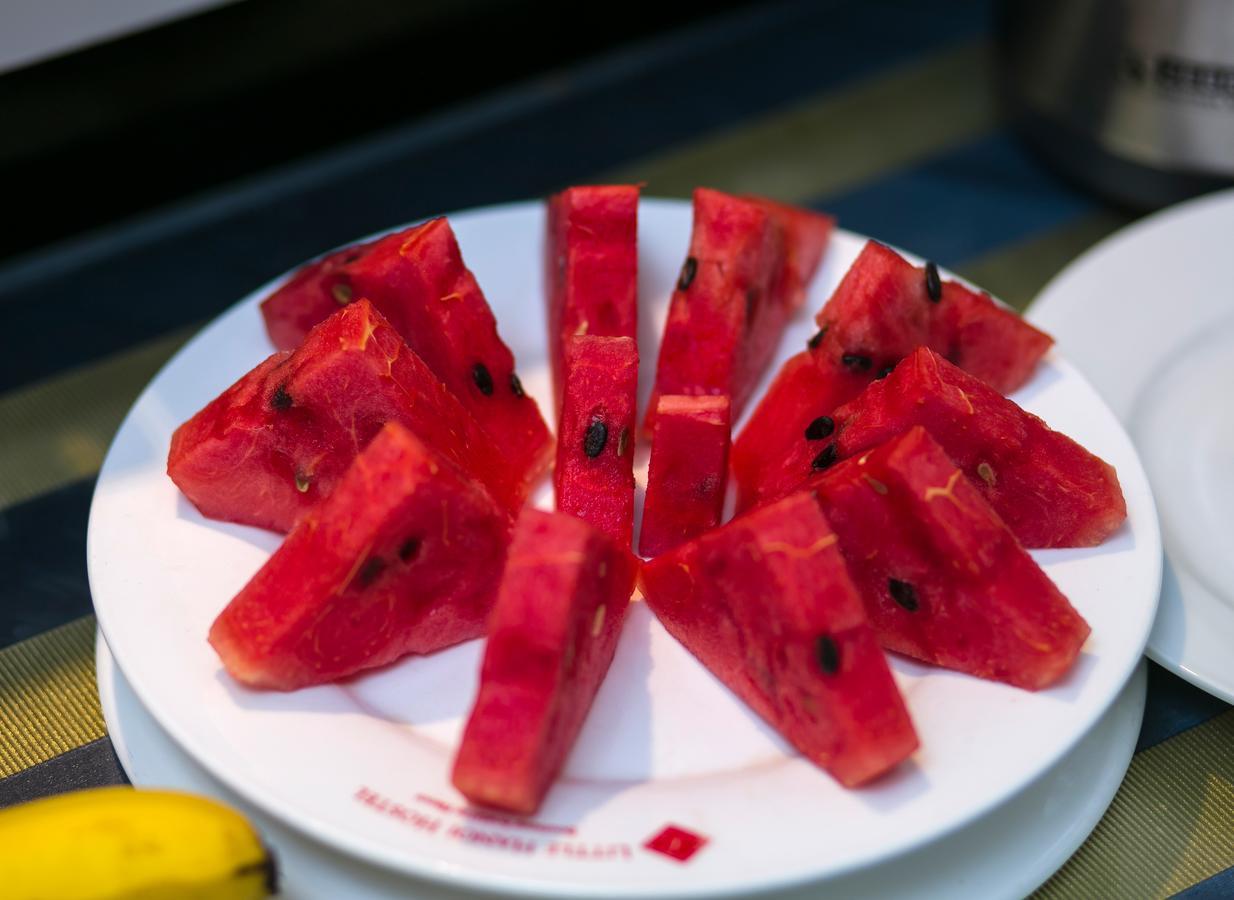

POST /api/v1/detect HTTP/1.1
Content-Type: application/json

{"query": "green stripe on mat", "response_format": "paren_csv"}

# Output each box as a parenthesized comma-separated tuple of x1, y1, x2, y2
(956, 210, 1134, 313)
(0, 328, 192, 512)
(1035, 710, 1234, 899)
(0, 617, 103, 779)
(601, 41, 995, 201)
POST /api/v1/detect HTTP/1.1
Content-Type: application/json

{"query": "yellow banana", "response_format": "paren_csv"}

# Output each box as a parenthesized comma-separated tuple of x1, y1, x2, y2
(0, 786, 276, 899)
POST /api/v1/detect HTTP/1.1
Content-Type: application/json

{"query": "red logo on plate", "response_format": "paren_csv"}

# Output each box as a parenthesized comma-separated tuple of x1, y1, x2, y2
(643, 825, 708, 863)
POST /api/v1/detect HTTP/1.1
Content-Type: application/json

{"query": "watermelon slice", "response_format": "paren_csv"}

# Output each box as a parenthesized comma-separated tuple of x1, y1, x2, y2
(639, 492, 918, 787)
(732, 241, 1053, 512)
(452, 508, 638, 814)
(554, 335, 639, 550)
(169, 300, 524, 532)
(647, 189, 832, 428)
(815, 241, 1052, 394)
(209, 422, 511, 690)
(260, 218, 553, 492)
(731, 351, 870, 512)
(810, 426, 1090, 690)
(545, 185, 639, 413)
(831, 347, 1126, 547)
(639, 394, 731, 557)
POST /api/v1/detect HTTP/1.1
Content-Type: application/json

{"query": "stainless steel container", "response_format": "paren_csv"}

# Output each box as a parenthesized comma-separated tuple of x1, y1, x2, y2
(997, 0, 1234, 209)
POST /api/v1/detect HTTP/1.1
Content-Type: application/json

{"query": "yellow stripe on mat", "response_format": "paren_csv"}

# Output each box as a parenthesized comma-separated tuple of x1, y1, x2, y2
(1035, 710, 1234, 899)
(602, 42, 995, 201)
(0, 617, 104, 778)
(0, 329, 191, 512)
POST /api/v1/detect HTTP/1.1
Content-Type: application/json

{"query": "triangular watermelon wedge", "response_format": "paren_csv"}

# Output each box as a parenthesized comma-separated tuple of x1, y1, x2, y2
(647, 189, 833, 428)
(831, 347, 1126, 547)
(810, 427, 1090, 690)
(640, 491, 918, 787)
(732, 240, 1053, 513)
(814, 241, 1052, 394)
(260, 218, 553, 493)
(209, 422, 511, 690)
(169, 300, 524, 532)
(452, 509, 638, 814)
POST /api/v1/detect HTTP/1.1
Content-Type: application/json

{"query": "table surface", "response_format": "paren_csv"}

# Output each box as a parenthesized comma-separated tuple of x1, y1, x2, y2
(2, 2, 1231, 897)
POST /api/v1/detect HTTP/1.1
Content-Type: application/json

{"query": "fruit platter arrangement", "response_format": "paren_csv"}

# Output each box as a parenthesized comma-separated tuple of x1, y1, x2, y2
(89, 189, 1159, 895)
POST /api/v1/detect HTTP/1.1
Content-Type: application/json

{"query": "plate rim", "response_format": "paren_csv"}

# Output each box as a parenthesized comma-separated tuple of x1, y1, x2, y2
(1027, 186, 1234, 703)
(88, 197, 1162, 897)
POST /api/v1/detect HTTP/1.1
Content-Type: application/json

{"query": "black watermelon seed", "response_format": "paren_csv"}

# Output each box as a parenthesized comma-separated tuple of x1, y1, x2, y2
(271, 384, 293, 411)
(924, 261, 942, 303)
(472, 363, 495, 396)
(358, 556, 387, 587)
(816, 635, 840, 674)
(889, 579, 919, 612)
(398, 538, 422, 562)
(331, 282, 354, 306)
(841, 353, 873, 372)
(677, 257, 698, 291)
(811, 443, 838, 471)
(876, 365, 895, 380)
(807, 327, 827, 350)
(584, 420, 608, 458)
(509, 373, 525, 397)
(804, 416, 835, 441)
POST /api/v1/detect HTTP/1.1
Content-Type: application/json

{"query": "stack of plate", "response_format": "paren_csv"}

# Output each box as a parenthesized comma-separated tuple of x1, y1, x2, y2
(89, 199, 1168, 899)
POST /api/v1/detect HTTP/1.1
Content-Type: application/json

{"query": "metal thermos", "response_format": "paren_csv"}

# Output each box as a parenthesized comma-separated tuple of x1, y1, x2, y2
(997, 0, 1234, 209)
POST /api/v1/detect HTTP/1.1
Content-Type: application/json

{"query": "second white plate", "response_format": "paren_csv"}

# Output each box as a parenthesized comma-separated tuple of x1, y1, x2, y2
(1030, 187, 1234, 704)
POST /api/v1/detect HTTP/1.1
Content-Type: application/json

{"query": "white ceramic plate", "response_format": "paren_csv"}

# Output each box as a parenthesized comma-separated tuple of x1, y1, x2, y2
(1030, 187, 1234, 704)
(97, 632, 1148, 900)
(88, 200, 1161, 898)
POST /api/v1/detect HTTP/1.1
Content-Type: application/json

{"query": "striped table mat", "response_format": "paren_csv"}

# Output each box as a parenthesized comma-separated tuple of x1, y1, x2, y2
(2, 2, 1230, 896)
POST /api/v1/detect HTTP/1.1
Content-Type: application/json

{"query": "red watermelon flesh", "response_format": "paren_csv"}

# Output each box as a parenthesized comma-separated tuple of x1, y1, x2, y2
(452, 508, 638, 814)
(810, 426, 1090, 690)
(647, 188, 782, 428)
(731, 350, 871, 512)
(208, 423, 511, 690)
(814, 240, 1052, 395)
(832, 347, 1126, 548)
(260, 241, 378, 350)
(732, 241, 1054, 513)
(545, 185, 639, 414)
(639, 394, 731, 557)
(260, 218, 553, 493)
(639, 491, 918, 787)
(169, 300, 524, 532)
(932, 279, 1055, 396)
(554, 335, 639, 550)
